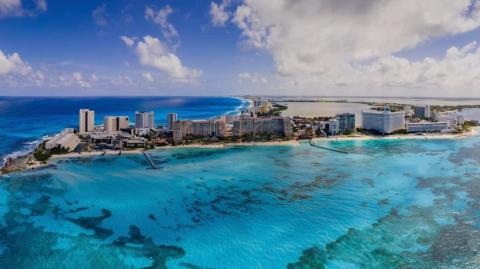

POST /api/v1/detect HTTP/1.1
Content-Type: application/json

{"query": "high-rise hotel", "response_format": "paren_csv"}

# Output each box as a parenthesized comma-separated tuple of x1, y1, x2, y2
(167, 113, 177, 131)
(79, 109, 95, 134)
(104, 116, 129, 133)
(135, 111, 155, 129)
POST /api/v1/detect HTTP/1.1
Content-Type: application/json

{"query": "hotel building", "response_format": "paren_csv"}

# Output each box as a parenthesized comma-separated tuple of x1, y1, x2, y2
(104, 116, 130, 133)
(167, 113, 177, 130)
(362, 108, 405, 134)
(172, 119, 226, 144)
(79, 109, 95, 134)
(232, 116, 293, 138)
(45, 129, 80, 151)
(414, 105, 431, 118)
(336, 113, 356, 133)
(406, 122, 449, 133)
(135, 111, 155, 129)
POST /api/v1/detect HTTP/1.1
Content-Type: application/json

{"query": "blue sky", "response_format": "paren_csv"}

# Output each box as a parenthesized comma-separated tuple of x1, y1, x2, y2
(1, 0, 480, 97)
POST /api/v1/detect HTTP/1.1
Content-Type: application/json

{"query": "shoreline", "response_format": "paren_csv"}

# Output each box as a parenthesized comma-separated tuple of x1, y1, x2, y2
(311, 127, 477, 142)
(2, 128, 477, 175)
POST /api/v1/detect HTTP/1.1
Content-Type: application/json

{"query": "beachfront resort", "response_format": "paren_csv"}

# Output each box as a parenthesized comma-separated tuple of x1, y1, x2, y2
(1, 97, 477, 174)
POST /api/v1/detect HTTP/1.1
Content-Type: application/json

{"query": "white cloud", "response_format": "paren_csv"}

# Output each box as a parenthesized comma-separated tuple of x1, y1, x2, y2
(92, 4, 108, 26)
(72, 72, 91, 88)
(249, 41, 480, 97)
(238, 72, 267, 83)
(142, 72, 154, 82)
(0, 49, 31, 75)
(232, 0, 480, 76)
(210, 0, 230, 26)
(0, 0, 47, 18)
(122, 35, 201, 84)
(145, 5, 178, 40)
(120, 35, 135, 47)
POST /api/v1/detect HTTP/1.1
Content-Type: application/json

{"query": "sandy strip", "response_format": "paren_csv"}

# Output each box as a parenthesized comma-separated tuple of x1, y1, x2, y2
(311, 127, 478, 143)
(49, 149, 145, 160)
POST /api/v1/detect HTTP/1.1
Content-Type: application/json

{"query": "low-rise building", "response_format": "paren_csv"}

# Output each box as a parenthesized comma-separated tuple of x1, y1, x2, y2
(45, 129, 80, 151)
(232, 117, 293, 138)
(406, 121, 449, 133)
(362, 107, 405, 134)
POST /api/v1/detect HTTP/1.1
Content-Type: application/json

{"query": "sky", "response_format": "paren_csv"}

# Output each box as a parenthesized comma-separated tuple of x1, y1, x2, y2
(2, 0, 480, 97)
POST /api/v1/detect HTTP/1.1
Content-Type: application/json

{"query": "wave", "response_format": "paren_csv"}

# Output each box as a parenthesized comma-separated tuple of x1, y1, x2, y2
(226, 97, 253, 116)
(1, 138, 46, 168)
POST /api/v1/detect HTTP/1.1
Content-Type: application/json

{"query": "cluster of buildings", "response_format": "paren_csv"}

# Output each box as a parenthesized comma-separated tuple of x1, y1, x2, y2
(361, 105, 465, 134)
(44, 100, 470, 153)
(292, 113, 356, 138)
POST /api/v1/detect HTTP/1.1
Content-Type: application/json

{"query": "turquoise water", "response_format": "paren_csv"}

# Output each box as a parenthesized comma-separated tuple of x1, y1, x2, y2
(0, 135, 479, 268)
(0, 96, 247, 166)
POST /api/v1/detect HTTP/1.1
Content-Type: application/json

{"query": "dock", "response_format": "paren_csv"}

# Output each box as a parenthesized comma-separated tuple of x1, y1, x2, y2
(142, 151, 158, 169)
(308, 139, 349, 154)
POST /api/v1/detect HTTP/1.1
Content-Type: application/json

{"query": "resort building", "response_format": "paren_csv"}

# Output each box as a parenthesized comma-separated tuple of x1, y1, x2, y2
(171, 119, 226, 144)
(336, 113, 355, 133)
(45, 129, 80, 151)
(167, 113, 177, 131)
(433, 111, 465, 128)
(104, 116, 130, 133)
(79, 109, 95, 134)
(406, 122, 449, 133)
(362, 107, 405, 134)
(232, 117, 293, 138)
(414, 105, 431, 118)
(135, 111, 155, 129)
(325, 118, 339, 136)
(252, 99, 271, 114)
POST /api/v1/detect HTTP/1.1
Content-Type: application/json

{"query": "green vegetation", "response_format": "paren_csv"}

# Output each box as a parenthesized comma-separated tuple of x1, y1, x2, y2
(32, 142, 70, 163)
(391, 129, 408, 135)
(257, 103, 288, 117)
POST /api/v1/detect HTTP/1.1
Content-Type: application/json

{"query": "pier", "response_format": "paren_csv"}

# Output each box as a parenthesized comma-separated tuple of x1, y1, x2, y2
(308, 139, 349, 154)
(142, 151, 158, 169)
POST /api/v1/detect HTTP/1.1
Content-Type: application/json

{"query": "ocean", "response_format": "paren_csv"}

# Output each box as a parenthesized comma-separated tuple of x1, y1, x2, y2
(0, 96, 248, 166)
(0, 135, 479, 268)
(0, 96, 479, 268)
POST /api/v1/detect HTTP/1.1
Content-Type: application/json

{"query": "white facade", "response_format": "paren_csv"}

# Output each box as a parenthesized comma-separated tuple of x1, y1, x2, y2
(362, 109, 405, 134)
(433, 111, 464, 128)
(45, 129, 80, 151)
(406, 122, 449, 133)
(79, 109, 95, 134)
(104, 116, 129, 133)
(135, 111, 155, 129)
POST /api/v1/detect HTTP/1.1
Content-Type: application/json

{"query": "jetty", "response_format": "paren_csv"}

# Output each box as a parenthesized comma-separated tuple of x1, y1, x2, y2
(142, 151, 158, 169)
(308, 139, 349, 154)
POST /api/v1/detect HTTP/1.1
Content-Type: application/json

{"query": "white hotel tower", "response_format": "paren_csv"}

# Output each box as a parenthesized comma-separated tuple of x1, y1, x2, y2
(135, 111, 155, 129)
(362, 106, 405, 134)
(79, 109, 95, 134)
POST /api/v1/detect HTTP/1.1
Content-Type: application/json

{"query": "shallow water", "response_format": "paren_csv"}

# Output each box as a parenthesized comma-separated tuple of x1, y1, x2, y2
(0, 135, 479, 268)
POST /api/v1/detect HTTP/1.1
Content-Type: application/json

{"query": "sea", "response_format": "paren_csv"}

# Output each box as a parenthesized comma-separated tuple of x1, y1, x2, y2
(0, 96, 249, 166)
(0, 96, 479, 268)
